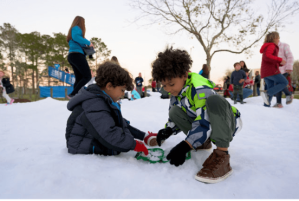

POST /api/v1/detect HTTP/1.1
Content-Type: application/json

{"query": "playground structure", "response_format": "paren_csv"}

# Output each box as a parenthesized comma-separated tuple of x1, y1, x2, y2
(38, 66, 75, 98)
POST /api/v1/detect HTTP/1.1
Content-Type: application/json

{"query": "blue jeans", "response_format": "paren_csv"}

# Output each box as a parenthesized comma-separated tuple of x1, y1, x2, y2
(230, 88, 253, 101)
(264, 74, 288, 104)
(256, 87, 260, 96)
(275, 73, 291, 104)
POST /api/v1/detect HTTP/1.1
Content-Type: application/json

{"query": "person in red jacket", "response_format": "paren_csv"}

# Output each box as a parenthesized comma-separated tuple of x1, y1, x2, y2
(151, 79, 157, 92)
(260, 32, 287, 107)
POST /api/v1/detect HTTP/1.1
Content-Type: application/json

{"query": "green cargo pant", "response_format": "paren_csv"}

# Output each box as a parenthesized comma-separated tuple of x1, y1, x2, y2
(233, 85, 243, 101)
(169, 95, 235, 148)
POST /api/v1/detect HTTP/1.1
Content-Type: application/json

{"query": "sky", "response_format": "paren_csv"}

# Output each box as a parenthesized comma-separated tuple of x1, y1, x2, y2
(1, 0, 299, 85)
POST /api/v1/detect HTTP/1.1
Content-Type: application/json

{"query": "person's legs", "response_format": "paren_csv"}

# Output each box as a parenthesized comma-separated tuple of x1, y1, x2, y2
(169, 105, 212, 150)
(265, 74, 288, 97)
(137, 86, 142, 96)
(195, 95, 235, 184)
(242, 88, 253, 100)
(257, 87, 260, 96)
(68, 53, 91, 96)
(2, 88, 11, 103)
(169, 105, 194, 134)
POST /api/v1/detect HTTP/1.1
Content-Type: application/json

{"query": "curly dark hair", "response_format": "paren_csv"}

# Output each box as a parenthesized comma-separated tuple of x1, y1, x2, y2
(151, 46, 192, 82)
(95, 61, 133, 91)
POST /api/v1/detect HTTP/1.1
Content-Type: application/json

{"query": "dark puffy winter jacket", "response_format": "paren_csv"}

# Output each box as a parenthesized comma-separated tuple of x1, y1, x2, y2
(65, 84, 145, 155)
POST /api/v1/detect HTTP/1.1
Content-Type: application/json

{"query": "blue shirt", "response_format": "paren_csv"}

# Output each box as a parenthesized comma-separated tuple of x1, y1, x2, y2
(135, 77, 143, 87)
(231, 70, 246, 86)
(68, 26, 91, 55)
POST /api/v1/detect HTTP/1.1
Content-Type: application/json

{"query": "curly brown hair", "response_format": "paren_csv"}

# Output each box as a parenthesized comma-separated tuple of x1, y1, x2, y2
(151, 46, 192, 82)
(95, 61, 133, 91)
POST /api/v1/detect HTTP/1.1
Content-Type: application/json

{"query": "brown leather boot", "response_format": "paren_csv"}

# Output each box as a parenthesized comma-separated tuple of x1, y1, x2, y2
(195, 138, 212, 150)
(195, 149, 233, 184)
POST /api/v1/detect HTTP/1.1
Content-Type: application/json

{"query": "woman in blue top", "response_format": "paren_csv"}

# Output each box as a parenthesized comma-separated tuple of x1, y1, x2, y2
(66, 16, 94, 98)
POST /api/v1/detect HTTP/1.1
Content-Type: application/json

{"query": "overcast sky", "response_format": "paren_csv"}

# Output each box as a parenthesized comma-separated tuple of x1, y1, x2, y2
(1, 0, 299, 85)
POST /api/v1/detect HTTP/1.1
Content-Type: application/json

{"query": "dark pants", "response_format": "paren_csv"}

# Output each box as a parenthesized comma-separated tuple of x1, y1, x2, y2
(67, 53, 91, 96)
(152, 87, 156, 92)
(275, 73, 291, 104)
(233, 85, 243, 101)
(169, 95, 235, 148)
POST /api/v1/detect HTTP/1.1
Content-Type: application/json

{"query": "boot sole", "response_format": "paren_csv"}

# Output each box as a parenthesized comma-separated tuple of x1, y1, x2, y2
(194, 169, 233, 184)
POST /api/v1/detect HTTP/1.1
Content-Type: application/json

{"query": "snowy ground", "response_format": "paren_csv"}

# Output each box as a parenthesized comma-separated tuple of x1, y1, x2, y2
(0, 92, 299, 199)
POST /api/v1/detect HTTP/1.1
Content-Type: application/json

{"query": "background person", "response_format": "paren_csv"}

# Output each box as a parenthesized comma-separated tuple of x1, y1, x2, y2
(66, 16, 93, 99)
(135, 73, 143, 96)
(0, 70, 14, 105)
(273, 41, 294, 108)
(198, 64, 209, 79)
(254, 71, 261, 96)
(260, 32, 288, 107)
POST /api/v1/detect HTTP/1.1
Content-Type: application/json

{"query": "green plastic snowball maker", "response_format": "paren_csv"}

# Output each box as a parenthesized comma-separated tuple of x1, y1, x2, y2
(135, 148, 191, 164)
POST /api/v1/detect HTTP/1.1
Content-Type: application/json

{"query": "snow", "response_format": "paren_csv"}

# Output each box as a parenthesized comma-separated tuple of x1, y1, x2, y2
(1, 92, 299, 199)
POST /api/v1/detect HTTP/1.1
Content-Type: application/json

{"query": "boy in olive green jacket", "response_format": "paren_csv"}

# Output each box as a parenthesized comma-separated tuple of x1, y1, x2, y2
(152, 47, 243, 184)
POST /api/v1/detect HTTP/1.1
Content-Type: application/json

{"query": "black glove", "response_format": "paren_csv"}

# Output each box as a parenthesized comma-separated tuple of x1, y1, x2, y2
(166, 141, 191, 167)
(156, 127, 173, 146)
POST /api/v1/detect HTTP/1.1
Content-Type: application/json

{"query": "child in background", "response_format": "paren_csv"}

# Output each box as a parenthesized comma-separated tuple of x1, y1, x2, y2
(152, 47, 242, 184)
(0, 71, 14, 105)
(260, 32, 288, 107)
(65, 61, 158, 156)
(231, 63, 246, 104)
(243, 69, 254, 88)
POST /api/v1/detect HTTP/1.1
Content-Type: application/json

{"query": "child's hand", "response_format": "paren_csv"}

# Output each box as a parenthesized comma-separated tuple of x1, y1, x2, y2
(134, 140, 148, 155)
(166, 141, 191, 167)
(157, 127, 173, 146)
(281, 60, 286, 65)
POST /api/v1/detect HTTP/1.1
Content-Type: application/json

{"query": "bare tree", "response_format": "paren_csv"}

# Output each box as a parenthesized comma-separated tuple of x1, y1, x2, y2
(130, 0, 299, 74)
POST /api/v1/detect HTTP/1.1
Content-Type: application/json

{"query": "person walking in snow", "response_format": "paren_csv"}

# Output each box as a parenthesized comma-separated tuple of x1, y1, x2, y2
(151, 47, 243, 184)
(65, 61, 158, 156)
(66, 16, 93, 99)
(260, 32, 288, 107)
(0, 70, 14, 106)
(135, 73, 143, 97)
(272, 41, 294, 108)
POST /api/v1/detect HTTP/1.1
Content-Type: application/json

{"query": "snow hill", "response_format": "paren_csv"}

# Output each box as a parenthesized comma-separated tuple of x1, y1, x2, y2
(0, 92, 299, 199)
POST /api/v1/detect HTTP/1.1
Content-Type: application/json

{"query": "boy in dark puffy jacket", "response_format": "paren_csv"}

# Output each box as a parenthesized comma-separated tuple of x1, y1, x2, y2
(65, 61, 157, 156)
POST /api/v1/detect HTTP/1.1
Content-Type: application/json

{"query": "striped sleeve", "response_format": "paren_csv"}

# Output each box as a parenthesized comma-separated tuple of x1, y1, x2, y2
(165, 96, 181, 135)
(185, 86, 216, 149)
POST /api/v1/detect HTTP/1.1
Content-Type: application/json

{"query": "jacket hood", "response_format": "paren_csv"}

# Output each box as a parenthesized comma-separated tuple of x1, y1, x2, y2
(260, 43, 277, 54)
(67, 84, 111, 111)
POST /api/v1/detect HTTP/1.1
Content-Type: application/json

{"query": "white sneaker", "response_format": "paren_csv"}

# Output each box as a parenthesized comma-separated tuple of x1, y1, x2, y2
(261, 92, 269, 105)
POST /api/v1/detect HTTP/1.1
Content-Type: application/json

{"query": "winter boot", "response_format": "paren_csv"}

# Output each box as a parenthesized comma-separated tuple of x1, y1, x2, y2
(195, 149, 233, 184)
(286, 95, 293, 105)
(196, 138, 212, 150)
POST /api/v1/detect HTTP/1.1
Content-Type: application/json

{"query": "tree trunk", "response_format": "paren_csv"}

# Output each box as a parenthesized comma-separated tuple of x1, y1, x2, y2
(206, 53, 212, 79)
(32, 69, 35, 93)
